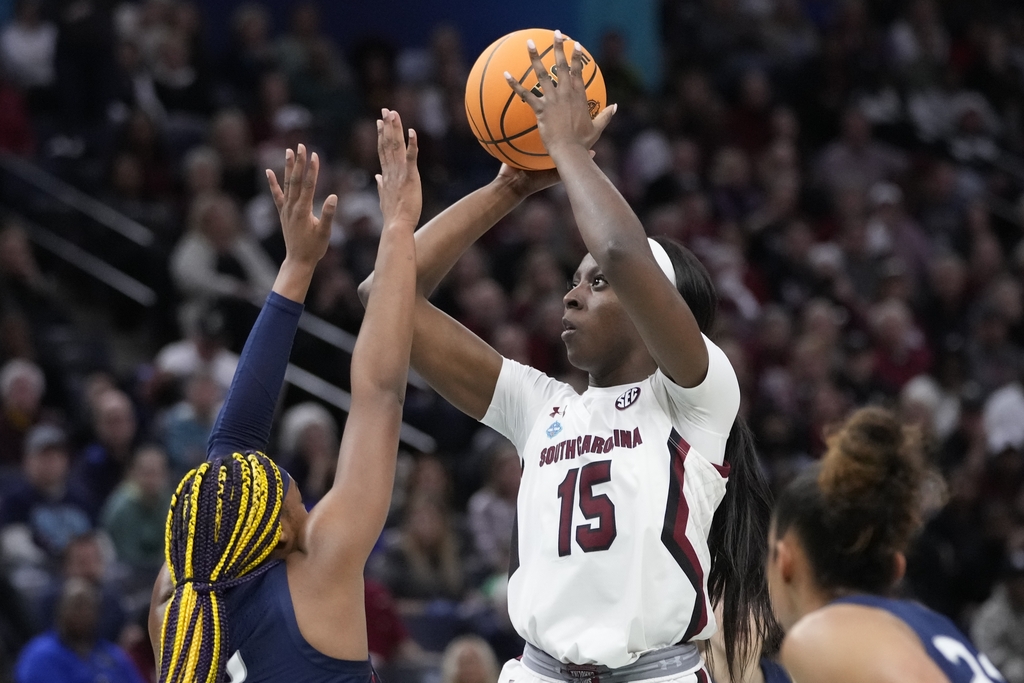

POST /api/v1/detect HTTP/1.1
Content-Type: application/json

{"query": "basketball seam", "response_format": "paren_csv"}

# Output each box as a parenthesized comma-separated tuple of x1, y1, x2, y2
(477, 33, 520, 167)
(498, 42, 557, 143)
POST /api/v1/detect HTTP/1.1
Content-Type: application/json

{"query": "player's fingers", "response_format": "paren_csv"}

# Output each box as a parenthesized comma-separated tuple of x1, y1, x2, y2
(526, 38, 551, 92)
(592, 103, 618, 138)
(282, 148, 294, 200)
(300, 151, 319, 209)
(505, 71, 536, 106)
(571, 41, 585, 89)
(389, 110, 407, 168)
(319, 193, 338, 231)
(406, 128, 418, 165)
(289, 144, 306, 202)
(552, 30, 569, 84)
(266, 169, 285, 211)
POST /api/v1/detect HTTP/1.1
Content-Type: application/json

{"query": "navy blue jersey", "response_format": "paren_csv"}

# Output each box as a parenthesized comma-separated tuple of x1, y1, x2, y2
(832, 595, 1005, 683)
(222, 562, 376, 683)
(759, 657, 791, 683)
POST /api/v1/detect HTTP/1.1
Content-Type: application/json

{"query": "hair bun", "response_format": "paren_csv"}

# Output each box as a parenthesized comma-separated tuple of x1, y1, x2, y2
(818, 406, 926, 552)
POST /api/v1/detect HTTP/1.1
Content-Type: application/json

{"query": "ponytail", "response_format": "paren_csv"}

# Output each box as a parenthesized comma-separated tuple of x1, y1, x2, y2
(707, 418, 783, 679)
(159, 452, 285, 683)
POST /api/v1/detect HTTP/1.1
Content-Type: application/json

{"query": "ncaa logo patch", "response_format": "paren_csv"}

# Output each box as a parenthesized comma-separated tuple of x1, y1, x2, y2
(546, 421, 563, 439)
(616, 387, 641, 410)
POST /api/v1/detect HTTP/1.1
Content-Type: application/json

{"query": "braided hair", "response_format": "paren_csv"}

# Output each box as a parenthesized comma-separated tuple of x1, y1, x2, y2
(159, 451, 286, 683)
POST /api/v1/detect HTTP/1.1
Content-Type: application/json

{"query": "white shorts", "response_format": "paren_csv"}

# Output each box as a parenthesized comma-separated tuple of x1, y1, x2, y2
(498, 657, 713, 683)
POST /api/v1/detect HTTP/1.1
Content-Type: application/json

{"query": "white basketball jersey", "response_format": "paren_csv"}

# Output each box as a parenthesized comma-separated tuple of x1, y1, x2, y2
(482, 335, 740, 668)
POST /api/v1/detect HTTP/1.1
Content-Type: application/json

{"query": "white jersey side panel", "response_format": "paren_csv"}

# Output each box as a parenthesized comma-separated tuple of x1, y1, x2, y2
(482, 335, 739, 668)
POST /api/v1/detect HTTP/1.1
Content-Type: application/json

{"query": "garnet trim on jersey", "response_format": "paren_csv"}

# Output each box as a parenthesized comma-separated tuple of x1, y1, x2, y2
(661, 429, 730, 643)
(509, 510, 521, 578)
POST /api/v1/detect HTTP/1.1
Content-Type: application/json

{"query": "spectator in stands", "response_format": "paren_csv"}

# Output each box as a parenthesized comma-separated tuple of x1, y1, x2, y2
(15, 579, 143, 683)
(100, 445, 171, 571)
(73, 390, 138, 508)
(468, 439, 519, 576)
(0, 425, 92, 564)
(869, 299, 933, 395)
(441, 635, 500, 683)
(365, 577, 434, 668)
(210, 108, 260, 204)
(0, 65, 34, 157)
(52, 0, 116, 137)
(36, 532, 126, 645)
(375, 495, 465, 606)
(279, 401, 338, 506)
(0, 0, 56, 116)
(151, 30, 211, 118)
(0, 359, 45, 472)
(0, 566, 33, 682)
(275, 2, 329, 79)
(972, 543, 1024, 683)
(814, 106, 908, 196)
(0, 221, 66, 334)
(180, 145, 222, 203)
(221, 2, 276, 108)
(160, 371, 220, 477)
(103, 152, 176, 236)
(154, 306, 238, 392)
(169, 192, 276, 349)
(113, 109, 173, 200)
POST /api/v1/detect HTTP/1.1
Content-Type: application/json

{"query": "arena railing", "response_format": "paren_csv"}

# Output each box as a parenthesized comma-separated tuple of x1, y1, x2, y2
(0, 152, 436, 452)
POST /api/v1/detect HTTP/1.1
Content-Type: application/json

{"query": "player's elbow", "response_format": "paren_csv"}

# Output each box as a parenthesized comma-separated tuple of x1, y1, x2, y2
(356, 275, 372, 308)
(351, 371, 407, 407)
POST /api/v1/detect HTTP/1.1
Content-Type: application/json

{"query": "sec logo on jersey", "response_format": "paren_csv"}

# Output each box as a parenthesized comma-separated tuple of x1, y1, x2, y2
(615, 387, 641, 410)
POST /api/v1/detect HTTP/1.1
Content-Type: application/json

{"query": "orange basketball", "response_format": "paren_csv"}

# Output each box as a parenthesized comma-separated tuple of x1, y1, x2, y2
(465, 28, 606, 171)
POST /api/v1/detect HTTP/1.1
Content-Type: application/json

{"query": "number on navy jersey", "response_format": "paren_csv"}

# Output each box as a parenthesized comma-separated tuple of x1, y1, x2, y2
(933, 636, 1005, 683)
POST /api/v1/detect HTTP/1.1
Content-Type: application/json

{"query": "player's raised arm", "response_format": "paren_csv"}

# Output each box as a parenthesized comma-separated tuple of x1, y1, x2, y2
(205, 144, 337, 459)
(506, 32, 708, 389)
(302, 110, 419, 564)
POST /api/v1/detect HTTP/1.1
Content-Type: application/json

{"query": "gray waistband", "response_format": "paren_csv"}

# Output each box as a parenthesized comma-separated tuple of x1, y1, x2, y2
(521, 643, 702, 683)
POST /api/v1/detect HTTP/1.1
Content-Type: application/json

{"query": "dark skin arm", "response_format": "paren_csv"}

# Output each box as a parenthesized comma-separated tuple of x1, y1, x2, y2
(149, 144, 338, 658)
(506, 32, 708, 388)
(357, 111, 613, 419)
(287, 110, 420, 660)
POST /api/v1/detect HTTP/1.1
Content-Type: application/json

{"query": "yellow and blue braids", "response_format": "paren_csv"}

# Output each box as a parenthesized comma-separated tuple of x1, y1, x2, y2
(158, 451, 285, 683)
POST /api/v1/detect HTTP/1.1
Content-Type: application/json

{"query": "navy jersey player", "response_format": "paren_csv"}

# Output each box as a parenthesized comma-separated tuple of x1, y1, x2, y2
(360, 32, 777, 683)
(148, 112, 420, 683)
(768, 406, 1006, 683)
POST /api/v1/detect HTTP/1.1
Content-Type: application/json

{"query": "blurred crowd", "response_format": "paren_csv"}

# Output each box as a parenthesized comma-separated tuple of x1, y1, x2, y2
(0, 0, 1023, 681)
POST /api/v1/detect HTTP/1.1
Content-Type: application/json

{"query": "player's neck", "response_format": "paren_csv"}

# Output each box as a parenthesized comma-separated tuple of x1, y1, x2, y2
(588, 352, 658, 388)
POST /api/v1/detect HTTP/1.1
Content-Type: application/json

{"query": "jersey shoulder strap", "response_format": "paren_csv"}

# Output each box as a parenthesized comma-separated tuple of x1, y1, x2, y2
(830, 594, 1005, 683)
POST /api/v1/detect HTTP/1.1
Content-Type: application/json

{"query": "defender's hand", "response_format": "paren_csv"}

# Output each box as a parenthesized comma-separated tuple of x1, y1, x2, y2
(267, 143, 336, 268)
(376, 108, 421, 230)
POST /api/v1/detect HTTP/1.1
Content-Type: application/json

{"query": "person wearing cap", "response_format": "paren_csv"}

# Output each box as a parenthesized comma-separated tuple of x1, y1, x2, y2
(971, 543, 1024, 683)
(0, 424, 93, 563)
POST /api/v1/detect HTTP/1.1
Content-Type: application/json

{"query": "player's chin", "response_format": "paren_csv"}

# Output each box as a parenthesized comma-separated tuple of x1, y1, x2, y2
(562, 336, 587, 370)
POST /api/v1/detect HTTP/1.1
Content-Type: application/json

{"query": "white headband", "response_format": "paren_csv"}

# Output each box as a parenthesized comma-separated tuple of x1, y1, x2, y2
(648, 238, 677, 286)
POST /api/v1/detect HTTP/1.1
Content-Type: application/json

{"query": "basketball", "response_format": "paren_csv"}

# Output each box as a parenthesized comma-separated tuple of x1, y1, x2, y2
(464, 28, 606, 171)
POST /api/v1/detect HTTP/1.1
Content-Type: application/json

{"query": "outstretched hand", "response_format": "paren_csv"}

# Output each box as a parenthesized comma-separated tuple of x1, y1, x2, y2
(267, 144, 336, 268)
(376, 108, 421, 229)
(504, 30, 616, 159)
